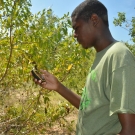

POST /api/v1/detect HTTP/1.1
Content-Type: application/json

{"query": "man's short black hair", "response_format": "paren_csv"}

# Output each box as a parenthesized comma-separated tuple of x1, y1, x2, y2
(71, 0, 109, 27)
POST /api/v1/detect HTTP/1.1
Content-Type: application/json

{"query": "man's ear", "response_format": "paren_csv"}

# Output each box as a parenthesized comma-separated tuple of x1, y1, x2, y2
(91, 14, 99, 26)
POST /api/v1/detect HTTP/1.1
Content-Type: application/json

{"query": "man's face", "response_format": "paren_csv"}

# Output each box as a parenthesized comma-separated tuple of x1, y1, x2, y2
(72, 17, 96, 49)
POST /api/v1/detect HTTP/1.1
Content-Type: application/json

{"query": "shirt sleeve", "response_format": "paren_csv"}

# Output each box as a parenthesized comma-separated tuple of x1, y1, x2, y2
(109, 65, 135, 116)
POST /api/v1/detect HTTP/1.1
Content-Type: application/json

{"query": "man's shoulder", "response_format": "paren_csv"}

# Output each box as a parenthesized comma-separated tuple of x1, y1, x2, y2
(107, 41, 130, 55)
(102, 41, 135, 64)
(111, 41, 127, 51)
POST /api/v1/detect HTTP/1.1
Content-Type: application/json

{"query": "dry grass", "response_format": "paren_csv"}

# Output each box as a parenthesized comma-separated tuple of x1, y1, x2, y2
(46, 92, 78, 135)
(0, 89, 78, 135)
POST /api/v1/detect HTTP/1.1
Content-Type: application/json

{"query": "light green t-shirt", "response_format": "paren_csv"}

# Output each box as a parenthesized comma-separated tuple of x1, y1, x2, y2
(76, 42, 135, 135)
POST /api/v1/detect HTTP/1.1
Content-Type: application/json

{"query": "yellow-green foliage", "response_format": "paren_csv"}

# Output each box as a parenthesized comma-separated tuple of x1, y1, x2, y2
(0, 0, 95, 134)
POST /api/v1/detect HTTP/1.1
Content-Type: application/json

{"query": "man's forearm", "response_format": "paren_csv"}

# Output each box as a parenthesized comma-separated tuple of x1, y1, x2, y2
(117, 131, 135, 135)
(57, 83, 81, 109)
(117, 113, 135, 135)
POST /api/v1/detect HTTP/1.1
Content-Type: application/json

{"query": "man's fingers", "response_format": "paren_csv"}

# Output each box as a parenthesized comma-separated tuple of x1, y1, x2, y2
(39, 81, 47, 88)
(40, 74, 46, 81)
(40, 69, 50, 77)
(40, 69, 46, 74)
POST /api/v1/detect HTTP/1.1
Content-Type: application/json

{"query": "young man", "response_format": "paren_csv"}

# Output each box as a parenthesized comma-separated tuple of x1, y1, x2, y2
(35, 0, 135, 134)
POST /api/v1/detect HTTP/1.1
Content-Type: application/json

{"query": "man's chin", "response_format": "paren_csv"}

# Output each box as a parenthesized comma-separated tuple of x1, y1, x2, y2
(81, 44, 89, 49)
(81, 43, 93, 49)
(83, 46, 89, 49)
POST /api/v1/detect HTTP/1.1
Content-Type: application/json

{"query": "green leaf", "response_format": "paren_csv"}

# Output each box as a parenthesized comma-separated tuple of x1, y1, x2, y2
(43, 96, 50, 104)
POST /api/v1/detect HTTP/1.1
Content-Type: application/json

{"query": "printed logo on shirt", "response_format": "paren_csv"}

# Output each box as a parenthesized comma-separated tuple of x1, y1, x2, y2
(90, 70, 97, 82)
(80, 87, 91, 110)
(79, 69, 97, 110)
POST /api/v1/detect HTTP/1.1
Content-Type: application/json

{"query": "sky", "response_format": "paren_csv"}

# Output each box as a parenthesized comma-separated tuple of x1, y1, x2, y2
(30, 0, 135, 44)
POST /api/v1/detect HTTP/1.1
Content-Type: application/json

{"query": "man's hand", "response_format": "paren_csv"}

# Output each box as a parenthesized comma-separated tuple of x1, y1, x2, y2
(34, 69, 61, 92)
(33, 69, 81, 108)
(118, 113, 135, 135)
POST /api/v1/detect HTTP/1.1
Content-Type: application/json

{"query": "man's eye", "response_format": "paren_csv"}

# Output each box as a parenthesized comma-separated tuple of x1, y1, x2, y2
(75, 27, 79, 31)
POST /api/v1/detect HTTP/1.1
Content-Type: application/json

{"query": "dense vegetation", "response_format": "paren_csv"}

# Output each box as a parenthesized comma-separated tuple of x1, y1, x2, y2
(0, 0, 94, 134)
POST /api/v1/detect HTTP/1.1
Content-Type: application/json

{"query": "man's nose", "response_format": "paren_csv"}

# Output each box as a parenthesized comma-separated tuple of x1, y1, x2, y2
(74, 32, 78, 38)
